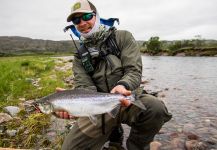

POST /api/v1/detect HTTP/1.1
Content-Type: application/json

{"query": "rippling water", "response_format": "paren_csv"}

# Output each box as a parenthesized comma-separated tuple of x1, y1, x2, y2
(141, 56, 217, 148)
(142, 56, 217, 118)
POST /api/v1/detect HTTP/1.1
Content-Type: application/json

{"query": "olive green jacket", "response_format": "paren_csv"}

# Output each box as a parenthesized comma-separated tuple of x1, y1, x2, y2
(73, 30, 142, 92)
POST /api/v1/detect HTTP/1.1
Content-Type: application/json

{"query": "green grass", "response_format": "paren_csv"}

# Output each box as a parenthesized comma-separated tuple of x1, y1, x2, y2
(0, 55, 73, 148)
(0, 56, 72, 111)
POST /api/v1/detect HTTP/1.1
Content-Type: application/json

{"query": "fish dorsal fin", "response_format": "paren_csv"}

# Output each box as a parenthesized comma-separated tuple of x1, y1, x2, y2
(107, 105, 121, 118)
(131, 100, 146, 110)
(89, 115, 98, 126)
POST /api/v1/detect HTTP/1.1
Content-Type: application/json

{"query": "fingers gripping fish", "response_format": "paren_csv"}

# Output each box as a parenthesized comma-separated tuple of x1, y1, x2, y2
(33, 89, 146, 125)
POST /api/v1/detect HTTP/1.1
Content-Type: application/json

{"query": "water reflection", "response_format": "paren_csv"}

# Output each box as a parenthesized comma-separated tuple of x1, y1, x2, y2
(141, 56, 217, 149)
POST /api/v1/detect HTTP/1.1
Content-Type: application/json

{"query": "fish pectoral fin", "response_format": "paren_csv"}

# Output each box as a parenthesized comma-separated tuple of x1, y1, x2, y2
(89, 115, 98, 126)
(107, 105, 120, 118)
(131, 100, 146, 110)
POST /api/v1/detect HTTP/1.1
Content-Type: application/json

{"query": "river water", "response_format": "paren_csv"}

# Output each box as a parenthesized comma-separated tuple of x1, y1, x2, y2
(140, 56, 217, 149)
(53, 56, 217, 149)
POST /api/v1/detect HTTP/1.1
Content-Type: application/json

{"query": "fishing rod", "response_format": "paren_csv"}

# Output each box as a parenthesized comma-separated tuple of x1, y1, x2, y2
(63, 25, 79, 51)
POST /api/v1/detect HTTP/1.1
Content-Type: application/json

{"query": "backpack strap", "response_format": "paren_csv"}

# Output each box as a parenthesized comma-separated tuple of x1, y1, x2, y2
(76, 45, 95, 75)
(106, 27, 121, 58)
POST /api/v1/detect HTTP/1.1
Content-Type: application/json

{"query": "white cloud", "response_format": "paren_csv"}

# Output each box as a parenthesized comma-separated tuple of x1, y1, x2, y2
(0, 0, 217, 41)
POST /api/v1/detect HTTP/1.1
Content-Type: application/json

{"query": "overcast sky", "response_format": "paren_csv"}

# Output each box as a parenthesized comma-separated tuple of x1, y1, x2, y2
(0, 0, 217, 41)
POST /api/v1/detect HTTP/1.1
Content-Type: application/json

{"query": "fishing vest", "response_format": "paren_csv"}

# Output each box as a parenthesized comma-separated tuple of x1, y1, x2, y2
(76, 27, 121, 75)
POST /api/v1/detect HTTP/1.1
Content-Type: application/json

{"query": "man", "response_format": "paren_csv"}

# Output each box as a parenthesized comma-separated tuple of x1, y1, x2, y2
(57, 0, 172, 149)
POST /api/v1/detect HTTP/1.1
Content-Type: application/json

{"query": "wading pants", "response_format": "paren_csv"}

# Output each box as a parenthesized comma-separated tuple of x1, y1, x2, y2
(62, 94, 172, 150)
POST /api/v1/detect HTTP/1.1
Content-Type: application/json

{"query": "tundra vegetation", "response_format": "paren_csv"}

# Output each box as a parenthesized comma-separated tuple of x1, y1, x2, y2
(0, 36, 217, 57)
(0, 56, 72, 148)
(140, 35, 217, 56)
(0, 35, 216, 148)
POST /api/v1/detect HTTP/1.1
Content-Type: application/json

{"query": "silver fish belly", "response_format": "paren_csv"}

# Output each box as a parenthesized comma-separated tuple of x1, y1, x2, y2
(35, 89, 146, 124)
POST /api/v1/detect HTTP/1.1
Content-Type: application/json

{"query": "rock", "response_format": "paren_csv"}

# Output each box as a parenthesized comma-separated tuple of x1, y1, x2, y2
(183, 123, 196, 134)
(171, 138, 185, 149)
(0, 113, 13, 124)
(25, 78, 34, 83)
(177, 128, 183, 133)
(185, 140, 207, 150)
(206, 137, 217, 145)
(46, 131, 57, 143)
(49, 116, 72, 133)
(6, 129, 17, 137)
(204, 119, 211, 127)
(49, 74, 57, 80)
(164, 88, 169, 91)
(0, 125, 6, 134)
(150, 141, 162, 150)
(170, 132, 179, 138)
(148, 91, 159, 97)
(3, 106, 20, 117)
(18, 97, 26, 101)
(64, 75, 74, 85)
(187, 134, 199, 140)
(159, 93, 166, 98)
(141, 80, 149, 84)
(21, 100, 35, 113)
(38, 87, 43, 90)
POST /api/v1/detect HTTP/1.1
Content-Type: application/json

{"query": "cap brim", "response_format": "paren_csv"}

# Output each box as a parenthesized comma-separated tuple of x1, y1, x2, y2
(67, 10, 93, 22)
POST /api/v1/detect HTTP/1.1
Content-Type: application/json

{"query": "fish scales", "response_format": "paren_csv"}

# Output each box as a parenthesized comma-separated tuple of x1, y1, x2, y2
(34, 88, 146, 124)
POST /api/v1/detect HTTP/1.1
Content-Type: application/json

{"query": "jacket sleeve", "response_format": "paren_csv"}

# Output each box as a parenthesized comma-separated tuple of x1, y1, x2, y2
(73, 56, 97, 91)
(115, 30, 142, 90)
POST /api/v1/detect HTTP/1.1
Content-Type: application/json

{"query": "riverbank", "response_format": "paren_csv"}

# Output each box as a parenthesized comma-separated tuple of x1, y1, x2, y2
(1, 56, 217, 149)
(141, 47, 217, 57)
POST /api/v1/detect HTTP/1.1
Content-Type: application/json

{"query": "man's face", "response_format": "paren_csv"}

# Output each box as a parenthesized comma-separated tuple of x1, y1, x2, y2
(72, 13, 96, 33)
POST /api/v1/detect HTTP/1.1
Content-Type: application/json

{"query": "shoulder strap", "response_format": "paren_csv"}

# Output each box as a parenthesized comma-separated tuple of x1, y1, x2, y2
(76, 45, 95, 74)
(105, 27, 121, 58)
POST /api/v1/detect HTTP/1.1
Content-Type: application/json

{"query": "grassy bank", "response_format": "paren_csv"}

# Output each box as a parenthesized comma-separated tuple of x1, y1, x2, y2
(0, 56, 73, 148)
(0, 56, 72, 111)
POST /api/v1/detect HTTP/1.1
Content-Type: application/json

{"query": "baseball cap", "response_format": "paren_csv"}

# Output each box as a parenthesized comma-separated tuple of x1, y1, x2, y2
(67, 0, 96, 22)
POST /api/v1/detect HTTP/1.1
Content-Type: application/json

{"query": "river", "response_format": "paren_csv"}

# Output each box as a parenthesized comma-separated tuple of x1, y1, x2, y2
(140, 56, 217, 149)
(53, 55, 217, 149)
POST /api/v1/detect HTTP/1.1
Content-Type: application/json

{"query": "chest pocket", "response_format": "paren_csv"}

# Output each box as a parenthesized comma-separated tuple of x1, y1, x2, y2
(92, 54, 124, 92)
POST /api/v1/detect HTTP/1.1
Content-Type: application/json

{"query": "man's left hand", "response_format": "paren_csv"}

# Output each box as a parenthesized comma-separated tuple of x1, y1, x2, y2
(111, 85, 132, 107)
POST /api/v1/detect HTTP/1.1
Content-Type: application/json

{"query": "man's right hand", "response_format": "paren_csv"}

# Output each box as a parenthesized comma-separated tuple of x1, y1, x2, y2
(54, 111, 75, 119)
(54, 87, 76, 119)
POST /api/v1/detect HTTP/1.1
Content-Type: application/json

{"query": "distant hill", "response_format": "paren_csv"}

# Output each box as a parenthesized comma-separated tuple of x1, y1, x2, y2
(0, 36, 79, 56)
(1, 36, 217, 56)
(0, 36, 147, 56)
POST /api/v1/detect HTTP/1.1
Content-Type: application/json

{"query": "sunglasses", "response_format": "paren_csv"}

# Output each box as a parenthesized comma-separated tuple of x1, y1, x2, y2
(72, 13, 95, 25)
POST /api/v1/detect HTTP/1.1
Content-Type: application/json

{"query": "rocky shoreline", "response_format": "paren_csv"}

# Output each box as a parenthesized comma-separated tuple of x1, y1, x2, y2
(1, 56, 216, 150)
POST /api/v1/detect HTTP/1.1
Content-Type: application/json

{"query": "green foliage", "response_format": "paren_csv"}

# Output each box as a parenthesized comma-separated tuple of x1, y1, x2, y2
(1, 113, 51, 148)
(0, 55, 73, 148)
(146, 37, 162, 54)
(0, 56, 70, 111)
(21, 113, 51, 147)
(168, 41, 182, 51)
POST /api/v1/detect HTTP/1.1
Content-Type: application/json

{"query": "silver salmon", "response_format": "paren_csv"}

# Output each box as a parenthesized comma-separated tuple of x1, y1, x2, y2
(34, 89, 146, 124)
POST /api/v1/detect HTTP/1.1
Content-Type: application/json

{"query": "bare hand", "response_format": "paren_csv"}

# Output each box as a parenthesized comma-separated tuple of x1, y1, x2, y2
(55, 87, 75, 119)
(56, 87, 66, 92)
(111, 85, 132, 107)
(54, 111, 75, 119)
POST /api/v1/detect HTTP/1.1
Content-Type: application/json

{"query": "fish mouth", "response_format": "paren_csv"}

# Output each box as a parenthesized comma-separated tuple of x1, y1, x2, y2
(30, 102, 42, 113)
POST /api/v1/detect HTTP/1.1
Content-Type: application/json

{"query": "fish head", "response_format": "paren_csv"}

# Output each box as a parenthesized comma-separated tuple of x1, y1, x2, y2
(34, 101, 54, 114)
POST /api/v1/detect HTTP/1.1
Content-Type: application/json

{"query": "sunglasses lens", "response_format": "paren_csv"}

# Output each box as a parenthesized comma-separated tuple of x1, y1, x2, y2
(71, 13, 95, 25)
(72, 17, 81, 25)
(82, 13, 93, 21)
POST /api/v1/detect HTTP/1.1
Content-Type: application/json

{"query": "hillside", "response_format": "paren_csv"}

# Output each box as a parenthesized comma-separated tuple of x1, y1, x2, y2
(1, 36, 217, 56)
(0, 36, 79, 56)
